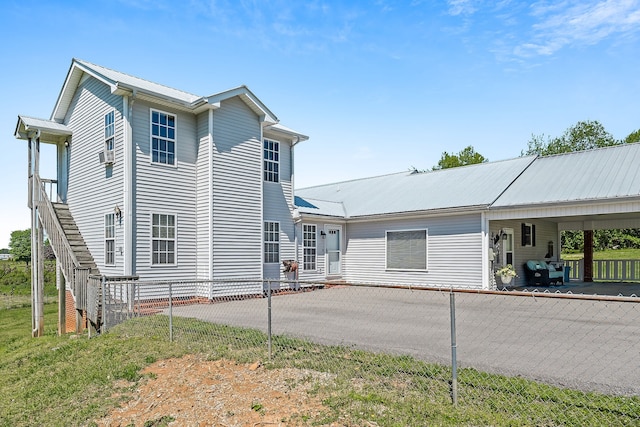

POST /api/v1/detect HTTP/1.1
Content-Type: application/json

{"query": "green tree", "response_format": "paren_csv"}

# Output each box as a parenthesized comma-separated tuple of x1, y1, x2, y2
(433, 145, 487, 170)
(623, 129, 640, 144)
(9, 229, 31, 265)
(523, 120, 619, 156)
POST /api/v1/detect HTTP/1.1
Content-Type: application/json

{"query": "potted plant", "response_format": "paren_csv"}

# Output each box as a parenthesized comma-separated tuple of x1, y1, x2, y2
(496, 264, 517, 285)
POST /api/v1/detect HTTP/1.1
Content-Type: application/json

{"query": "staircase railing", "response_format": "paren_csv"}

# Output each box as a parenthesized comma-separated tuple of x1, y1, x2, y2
(34, 175, 91, 310)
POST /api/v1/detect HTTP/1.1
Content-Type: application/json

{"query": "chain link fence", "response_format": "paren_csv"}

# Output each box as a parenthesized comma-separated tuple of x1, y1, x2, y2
(98, 278, 640, 425)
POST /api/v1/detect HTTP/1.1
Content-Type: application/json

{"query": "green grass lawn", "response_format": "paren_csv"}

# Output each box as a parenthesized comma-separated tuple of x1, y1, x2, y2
(1, 304, 638, 426)
(562, 248, 640, 261)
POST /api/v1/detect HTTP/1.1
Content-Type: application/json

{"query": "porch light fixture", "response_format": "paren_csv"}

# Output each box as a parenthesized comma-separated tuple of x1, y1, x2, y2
(114, 205, 122, 220)
(320, 230, 326, 239)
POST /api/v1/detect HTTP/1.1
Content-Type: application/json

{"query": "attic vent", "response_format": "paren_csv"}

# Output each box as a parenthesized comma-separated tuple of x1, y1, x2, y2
(98, 150, 115, 165)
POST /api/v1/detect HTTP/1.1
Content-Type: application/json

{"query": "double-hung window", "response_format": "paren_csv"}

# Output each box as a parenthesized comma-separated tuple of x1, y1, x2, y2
(105, 213, 115, 265)
(151, 110, 176, 165)
(263, 139, 279, 182)
(152, 214, 176, 264)
(303, 224, 317, 271)
(104, 111, 115, 153)
(386, 229, 428, 270)
(264, 221, 280, 263)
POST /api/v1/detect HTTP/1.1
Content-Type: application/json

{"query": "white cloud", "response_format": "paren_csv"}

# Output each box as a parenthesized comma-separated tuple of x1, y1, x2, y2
(518, 0, 640, 56)
(446, 0, 479, 16)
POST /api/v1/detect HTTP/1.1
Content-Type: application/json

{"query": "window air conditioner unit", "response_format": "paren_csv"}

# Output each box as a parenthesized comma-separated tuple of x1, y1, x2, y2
(98, 150, 115, 165)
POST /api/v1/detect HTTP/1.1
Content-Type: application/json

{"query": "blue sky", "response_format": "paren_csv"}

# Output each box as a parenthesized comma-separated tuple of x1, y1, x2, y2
(1, 0, 639, 248)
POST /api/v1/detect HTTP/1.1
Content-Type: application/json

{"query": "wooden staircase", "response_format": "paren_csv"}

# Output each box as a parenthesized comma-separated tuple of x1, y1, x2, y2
(51, 203, 99, 276)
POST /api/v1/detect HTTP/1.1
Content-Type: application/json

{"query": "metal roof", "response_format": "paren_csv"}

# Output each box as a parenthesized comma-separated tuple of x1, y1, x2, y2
(14, 115, 72, 142)
(295, 156, 536, 218)
(492, 143, 640, 207)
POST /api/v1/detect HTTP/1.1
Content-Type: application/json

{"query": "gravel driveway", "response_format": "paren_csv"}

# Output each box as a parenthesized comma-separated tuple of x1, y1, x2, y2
(169, 286, 640, 396)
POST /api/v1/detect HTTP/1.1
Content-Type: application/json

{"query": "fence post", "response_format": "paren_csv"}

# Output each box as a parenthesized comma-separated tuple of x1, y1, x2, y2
(450, 291, 458, 405)
(101, 276, 107, 333)
(169, 282, 173, 342)
(267, 279, 272, 361)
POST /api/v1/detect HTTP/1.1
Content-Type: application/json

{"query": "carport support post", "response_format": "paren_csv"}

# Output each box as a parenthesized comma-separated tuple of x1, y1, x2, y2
(450, 291, 458, 405)
(584, 230, 594, 282)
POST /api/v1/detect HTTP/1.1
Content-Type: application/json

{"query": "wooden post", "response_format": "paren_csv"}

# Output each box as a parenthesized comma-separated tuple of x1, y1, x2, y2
(584, 230, 593, 282)
(58, 262, 66, 335)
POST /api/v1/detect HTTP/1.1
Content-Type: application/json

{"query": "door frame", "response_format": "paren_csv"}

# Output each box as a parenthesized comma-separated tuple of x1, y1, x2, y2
(324, 224, 342, 277)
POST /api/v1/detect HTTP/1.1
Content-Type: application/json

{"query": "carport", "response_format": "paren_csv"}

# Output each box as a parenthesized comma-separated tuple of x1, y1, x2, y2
(486, 144, 640, 289)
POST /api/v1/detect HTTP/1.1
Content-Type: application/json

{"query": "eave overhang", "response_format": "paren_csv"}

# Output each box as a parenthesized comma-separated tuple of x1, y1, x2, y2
(14, 115, 72, 144)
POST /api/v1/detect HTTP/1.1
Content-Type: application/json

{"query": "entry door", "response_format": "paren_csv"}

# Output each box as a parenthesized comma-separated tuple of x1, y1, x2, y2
(502, 228, 514, 266)
(325, 226, 341, 275)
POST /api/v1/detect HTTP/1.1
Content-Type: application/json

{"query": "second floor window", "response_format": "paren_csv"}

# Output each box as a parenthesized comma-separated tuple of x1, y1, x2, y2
(104, 111, 115, 153)
(264, 139, 279, 182)
(151, 110, 176, 165)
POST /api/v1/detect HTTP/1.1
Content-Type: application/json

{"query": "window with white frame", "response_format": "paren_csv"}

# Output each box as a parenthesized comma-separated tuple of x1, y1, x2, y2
(263, 139, 279, 182)
(521, 222, 535, 247)
(386, 229, 427, 270)
(151, 110, 176, 165)
(104, 111, 115, 154)
(152, 214, 176, 264)
(264, 221, 280, 263)
(105, 213, 115, 265)
(303, 224, 317, 271)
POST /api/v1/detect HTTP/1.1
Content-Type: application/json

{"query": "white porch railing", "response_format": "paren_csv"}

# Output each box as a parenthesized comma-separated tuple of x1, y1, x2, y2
(563, 259, 640, 282)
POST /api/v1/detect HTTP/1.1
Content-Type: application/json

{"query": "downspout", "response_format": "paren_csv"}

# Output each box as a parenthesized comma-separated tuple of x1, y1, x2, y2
(290, 136, 301, 279)
(480, 211, 491, 290)
(208, 108, 214, 281)
(123, 91, 136, 276)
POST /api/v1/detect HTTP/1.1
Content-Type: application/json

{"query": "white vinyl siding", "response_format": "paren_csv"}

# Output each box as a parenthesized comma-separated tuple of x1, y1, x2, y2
(344, 214, 483, 287)
(303, 224, 317, 271)
(151, 109, 176, 165)
(211, 97, 263, 278)
(152, 213, 176, 265)
(264, 221, 280, 263)
(65, 75, 123, 275)
(105, 213, 115, 265)
(386, 229, 427, 271)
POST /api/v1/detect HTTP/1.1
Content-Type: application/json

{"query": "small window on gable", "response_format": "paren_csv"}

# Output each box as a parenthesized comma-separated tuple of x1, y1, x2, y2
(263, 139, 279, 182)
(386, 229, 427, 271)
(151, 110, 176, 165)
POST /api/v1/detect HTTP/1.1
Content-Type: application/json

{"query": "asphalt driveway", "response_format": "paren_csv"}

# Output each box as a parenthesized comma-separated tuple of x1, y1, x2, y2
(169, 286, 640, 396)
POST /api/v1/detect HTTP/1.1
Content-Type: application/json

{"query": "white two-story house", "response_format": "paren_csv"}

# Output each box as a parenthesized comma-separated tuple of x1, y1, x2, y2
(15, 58, 307, 335)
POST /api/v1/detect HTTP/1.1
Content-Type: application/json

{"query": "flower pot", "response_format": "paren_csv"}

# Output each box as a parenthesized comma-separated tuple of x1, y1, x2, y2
(500, 275, 513, 285)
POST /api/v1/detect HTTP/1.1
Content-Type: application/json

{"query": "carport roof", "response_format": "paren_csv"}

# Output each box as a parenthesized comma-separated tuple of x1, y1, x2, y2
(492, 143, 640, 207)
(294, 142, 640, 219)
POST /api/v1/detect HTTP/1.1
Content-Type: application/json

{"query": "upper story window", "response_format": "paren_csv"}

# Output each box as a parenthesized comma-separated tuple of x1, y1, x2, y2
(105, 213, 115, 266)
(104, 111, 115, 152)
(152, 213, 176, 265)
(151, 110, 176, 165)
(263, 139, 279, 182)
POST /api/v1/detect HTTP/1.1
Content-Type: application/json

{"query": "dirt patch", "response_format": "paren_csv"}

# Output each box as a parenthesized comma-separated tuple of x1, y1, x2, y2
(94, 354, 338, 426)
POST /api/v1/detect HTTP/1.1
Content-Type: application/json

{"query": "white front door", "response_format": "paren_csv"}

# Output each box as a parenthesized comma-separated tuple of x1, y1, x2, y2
(502, 228, 514, 266)
(325, 225, 341, 276)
